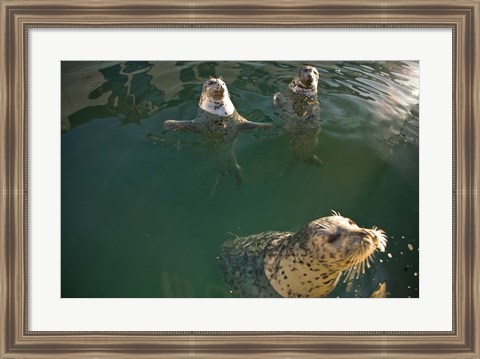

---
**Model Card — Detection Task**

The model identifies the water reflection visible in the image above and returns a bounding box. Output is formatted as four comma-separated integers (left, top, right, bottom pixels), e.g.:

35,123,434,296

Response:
62,61,164,132
61,60,420,148
388,103,419,145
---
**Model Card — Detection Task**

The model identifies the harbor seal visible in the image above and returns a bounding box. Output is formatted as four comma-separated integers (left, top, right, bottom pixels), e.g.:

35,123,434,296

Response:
273,65,322,171
164,78,272,194
218,212,387,298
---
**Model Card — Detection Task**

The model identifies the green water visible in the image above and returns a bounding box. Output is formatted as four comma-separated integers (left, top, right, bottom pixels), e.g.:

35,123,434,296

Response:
61,61,419,298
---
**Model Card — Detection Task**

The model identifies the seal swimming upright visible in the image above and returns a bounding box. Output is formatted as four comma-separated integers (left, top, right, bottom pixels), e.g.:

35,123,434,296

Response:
273,65,322,171
218,212,387,298
164,78,272,194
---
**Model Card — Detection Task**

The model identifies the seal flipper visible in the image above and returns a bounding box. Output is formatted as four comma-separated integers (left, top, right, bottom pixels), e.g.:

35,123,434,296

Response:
210,166,243,197
238,120,273,131
236,114,272,131
273,92,284,110
281,155,322,176
210,172,225,197
370,281,387,298
164,120,199,132
232,165,243,189
305,154,323,167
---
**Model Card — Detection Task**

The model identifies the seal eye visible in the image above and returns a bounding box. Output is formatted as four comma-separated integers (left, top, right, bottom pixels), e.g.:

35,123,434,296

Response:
327,232,341,243
348,219,357,226
208,80,216,85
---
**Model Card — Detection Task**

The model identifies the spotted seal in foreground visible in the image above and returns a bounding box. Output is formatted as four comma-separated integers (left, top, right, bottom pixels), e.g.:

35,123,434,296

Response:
273,65,322,171
164,78,272,194
218,212,387,298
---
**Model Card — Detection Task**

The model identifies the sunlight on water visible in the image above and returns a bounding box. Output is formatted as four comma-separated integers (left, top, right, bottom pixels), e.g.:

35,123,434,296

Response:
61,61,419,298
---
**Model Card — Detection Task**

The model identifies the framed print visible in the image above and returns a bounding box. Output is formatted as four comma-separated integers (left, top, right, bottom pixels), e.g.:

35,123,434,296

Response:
1,0,479,358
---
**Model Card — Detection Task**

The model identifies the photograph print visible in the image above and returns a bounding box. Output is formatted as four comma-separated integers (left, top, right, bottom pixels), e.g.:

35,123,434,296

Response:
61,60,419,298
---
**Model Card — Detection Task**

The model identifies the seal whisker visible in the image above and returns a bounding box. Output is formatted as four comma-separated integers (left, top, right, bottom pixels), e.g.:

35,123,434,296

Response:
344,252,361,282
366,253,374,267
352,259,360,279
343,265,354,283
360,259,366,277
343,258,354,282
351,262,358,280
316,222,330,230
331,210,342,217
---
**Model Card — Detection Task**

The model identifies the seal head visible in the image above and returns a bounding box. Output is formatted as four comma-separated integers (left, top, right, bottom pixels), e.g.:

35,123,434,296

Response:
288,65,320,96
218,212,387,298
264,213,387,297
198,77,235,116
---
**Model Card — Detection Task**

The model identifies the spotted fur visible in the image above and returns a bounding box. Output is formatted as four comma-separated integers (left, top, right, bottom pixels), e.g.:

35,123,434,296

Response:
219,213,387,298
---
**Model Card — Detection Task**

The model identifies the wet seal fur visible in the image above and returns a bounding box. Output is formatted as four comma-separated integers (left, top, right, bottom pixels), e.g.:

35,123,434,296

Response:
219,212,387,298
273,65,322,171
164,78,272,194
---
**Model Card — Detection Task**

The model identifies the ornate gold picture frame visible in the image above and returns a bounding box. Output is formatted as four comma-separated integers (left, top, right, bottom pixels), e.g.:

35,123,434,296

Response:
1,1,478,357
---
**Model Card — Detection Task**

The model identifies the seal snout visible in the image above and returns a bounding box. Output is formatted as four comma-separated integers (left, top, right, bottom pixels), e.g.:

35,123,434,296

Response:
204,78,227,99
356,228,387,254
371,227,388,252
